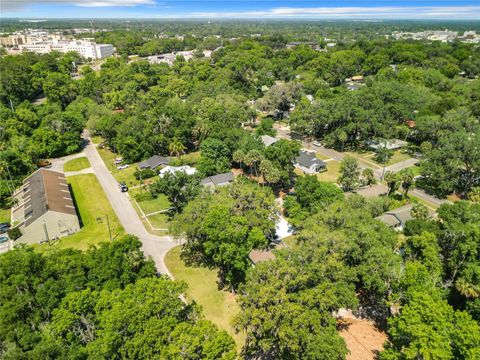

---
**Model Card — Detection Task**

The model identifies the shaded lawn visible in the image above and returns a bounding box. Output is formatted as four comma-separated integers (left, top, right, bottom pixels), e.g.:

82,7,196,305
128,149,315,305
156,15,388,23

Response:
63,157,91,172
135,194,171,215
165,246,245,349
37,174,124,252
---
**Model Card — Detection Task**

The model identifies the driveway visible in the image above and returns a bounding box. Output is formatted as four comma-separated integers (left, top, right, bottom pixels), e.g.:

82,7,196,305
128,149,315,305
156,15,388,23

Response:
82,134,176,275
49,152,86,172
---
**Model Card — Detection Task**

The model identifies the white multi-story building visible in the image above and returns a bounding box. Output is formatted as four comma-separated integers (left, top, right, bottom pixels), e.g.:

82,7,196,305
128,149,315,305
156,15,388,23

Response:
20,40,114,59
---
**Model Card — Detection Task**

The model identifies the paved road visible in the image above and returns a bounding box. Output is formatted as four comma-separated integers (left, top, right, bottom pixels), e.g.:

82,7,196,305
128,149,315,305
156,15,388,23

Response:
82,135,176,275
274,124,447,208
49,152,86,172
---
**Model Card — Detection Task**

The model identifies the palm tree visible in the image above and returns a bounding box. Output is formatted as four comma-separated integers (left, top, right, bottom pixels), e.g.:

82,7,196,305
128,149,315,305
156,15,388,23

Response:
168,138,186,158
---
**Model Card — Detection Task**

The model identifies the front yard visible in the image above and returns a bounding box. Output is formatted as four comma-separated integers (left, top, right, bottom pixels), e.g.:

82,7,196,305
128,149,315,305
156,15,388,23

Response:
97,147,140,187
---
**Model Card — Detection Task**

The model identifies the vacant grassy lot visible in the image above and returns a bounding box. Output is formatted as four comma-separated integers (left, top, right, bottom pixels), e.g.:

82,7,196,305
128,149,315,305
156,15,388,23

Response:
130,190,171,215
165,246,245,349
147,213,169,229
0,208,10,224
63,157,91,172
347,150,413,168
39,174,124,251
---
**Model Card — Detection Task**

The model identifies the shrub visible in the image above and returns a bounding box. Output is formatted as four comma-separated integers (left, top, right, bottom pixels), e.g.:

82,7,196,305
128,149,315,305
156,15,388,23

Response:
8,227,22,240
134,168,156,181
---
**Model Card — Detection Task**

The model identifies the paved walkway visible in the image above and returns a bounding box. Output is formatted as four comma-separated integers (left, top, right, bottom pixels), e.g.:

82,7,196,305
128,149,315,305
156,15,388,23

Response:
82,134,176,275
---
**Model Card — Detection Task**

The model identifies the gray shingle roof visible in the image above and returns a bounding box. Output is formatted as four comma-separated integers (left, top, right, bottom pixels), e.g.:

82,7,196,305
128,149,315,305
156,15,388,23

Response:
295,151,326,169
201,172,234,186
138,155,170,170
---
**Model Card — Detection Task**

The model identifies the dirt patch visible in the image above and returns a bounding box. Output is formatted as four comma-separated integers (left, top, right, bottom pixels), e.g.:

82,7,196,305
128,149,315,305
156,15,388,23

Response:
338,318,387,360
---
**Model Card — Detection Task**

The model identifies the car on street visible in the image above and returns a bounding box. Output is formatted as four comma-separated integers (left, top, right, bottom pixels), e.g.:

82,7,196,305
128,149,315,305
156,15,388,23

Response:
117,164,129,170
119,182,128,192
312,140,322,147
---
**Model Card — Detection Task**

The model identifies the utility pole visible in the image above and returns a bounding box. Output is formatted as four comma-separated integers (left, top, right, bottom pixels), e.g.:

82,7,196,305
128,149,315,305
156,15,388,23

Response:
106,214,112,241
43,221,50,245
9,98,14,112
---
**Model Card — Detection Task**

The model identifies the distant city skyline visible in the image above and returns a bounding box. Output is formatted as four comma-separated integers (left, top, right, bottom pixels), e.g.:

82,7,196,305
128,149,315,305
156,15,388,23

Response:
2,1,480,19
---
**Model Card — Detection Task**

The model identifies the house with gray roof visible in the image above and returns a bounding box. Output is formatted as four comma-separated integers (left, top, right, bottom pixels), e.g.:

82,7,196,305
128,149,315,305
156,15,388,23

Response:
138,155,170,170
295,150,326,174
201,172,234,187
11,169,80,244
375,204,434,231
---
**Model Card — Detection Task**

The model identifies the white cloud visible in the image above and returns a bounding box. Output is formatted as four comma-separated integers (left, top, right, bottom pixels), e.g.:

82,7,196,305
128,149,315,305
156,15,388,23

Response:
2,0,155,12
187,6,480,20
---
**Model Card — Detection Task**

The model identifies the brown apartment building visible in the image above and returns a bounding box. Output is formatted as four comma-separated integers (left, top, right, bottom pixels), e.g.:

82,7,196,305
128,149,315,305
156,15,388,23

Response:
11,169,80,244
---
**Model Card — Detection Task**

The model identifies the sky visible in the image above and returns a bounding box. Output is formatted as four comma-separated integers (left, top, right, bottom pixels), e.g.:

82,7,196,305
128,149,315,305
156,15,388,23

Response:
2,1,480,19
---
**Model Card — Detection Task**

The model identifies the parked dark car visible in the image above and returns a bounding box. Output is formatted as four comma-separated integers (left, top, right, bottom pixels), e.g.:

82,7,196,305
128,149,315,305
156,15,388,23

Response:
0,223,10,234
119,182,128,192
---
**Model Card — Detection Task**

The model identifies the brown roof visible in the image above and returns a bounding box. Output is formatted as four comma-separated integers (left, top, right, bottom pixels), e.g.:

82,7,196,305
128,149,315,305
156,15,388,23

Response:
248,249,276,264
22,169,77,226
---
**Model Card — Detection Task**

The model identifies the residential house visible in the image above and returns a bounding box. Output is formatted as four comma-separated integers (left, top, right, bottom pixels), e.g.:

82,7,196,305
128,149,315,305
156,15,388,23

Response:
295,150,326,174
159,165,197,177
260,135,279,147
138,155,170,170
11,169,80,244
375,204,434,231
201,172,234,187
367,139,407,151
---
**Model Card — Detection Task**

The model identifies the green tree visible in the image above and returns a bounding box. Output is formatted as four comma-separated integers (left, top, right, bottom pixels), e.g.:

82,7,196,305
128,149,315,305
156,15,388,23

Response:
168,137,186,158
384,171,400,196
337,155,361,192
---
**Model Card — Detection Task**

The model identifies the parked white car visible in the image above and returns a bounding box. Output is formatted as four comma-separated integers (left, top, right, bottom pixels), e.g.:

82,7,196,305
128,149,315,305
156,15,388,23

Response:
117,164,129,170
114,157,123,164
312,140,322,147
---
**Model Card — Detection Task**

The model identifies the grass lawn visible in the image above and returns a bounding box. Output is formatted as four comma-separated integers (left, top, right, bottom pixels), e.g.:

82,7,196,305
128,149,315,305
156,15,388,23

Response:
0,208,10,224
38,174,124,252
90,136,102,144
347,150,413,168
139,195,170,214
63,157,91,172
179,151,201,165
147,213,169,229
315,152,331,161
317,160,341,183
165,246,245,349
97,147,140,187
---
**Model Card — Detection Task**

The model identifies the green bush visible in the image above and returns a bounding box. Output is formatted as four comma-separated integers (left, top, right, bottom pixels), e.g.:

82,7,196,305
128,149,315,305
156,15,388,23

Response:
134,168,156,180
8,227,22,240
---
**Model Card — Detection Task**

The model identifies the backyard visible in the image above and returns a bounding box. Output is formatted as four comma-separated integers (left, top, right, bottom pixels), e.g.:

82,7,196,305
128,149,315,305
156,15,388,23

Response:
63,156,91,172
38,174,124,251
165,246,245,349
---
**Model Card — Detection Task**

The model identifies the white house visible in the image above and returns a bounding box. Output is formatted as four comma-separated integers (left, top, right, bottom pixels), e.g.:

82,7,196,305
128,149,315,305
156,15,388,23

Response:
159,165,197,177
295,150,326,174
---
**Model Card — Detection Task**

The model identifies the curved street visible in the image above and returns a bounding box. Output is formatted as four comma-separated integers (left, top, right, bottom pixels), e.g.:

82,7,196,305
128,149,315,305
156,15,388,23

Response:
82,133,177,276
